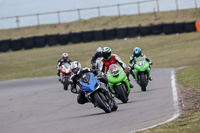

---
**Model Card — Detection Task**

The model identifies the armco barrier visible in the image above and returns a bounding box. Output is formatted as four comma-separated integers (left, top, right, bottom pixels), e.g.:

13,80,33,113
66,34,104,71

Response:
70,32,82,44
151,24,163,35
81,31,93,42
140,26,152,36
117,27,127,39
174,22,185,33
22,37,34,49
163,23,175,35
46,34,58,46
127,26,139,37
104,28,117,40
10,39,23,51
34,36,46,48
58,33,70,45
93,30,105,41
0,39,10,52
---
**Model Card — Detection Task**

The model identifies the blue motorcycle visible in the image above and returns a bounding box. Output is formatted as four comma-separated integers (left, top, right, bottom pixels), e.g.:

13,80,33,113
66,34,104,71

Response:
80,73,118,113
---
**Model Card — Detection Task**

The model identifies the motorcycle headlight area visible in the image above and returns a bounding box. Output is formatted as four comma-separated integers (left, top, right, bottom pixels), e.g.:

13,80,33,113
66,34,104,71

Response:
135,64,140,68
111,70,119,75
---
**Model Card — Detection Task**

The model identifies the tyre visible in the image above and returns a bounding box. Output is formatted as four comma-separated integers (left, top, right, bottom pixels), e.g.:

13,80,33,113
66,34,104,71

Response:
63,77,69,90
0,39,11,52
116,84,128,103
93,92,111,113
140,74,146,91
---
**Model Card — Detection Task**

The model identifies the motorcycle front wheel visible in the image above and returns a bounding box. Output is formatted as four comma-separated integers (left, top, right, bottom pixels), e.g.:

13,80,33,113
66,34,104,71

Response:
63,77,69,90
140,74,147,91
93,92,111,113
116,84,128,103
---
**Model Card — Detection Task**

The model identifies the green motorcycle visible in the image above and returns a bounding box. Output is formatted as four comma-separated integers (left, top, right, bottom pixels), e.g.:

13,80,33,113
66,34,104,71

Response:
107,64,131,103
131,56,152,91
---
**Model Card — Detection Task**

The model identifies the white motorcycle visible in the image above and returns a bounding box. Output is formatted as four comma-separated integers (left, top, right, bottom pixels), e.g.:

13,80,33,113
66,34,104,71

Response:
59,63,72,90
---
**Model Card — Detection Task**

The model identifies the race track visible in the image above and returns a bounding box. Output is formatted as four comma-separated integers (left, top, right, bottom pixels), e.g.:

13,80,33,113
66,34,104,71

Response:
0,68,180,133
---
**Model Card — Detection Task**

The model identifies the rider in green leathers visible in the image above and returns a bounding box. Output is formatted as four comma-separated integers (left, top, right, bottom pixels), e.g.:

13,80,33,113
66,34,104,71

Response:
128,47,153,81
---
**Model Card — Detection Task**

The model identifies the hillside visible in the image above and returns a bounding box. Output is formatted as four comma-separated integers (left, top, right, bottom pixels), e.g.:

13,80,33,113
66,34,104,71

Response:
0,8,200,40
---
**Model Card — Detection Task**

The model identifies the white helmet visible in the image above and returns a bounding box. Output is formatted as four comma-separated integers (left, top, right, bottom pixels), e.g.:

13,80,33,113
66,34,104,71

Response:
96,47,102,52
62,53,68,61
70,61,82,75
62,53,68,58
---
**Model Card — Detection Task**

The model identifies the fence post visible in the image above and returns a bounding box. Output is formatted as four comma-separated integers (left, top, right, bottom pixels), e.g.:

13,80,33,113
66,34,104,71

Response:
78,9,81,20
156,0,160,12
37,14,40,28
57,11,61,24
97,7,101,17
176,0,179,11
137,2,140,14
117,4,121,16
16,16,20,30
195,0,197,9
153,8,157,20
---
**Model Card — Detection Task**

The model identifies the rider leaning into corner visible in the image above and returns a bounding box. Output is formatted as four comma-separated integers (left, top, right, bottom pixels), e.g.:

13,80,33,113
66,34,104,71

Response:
98,47,134,88
128,47,153,81
56,53,72,81
91,47,103,69
70,61,108,104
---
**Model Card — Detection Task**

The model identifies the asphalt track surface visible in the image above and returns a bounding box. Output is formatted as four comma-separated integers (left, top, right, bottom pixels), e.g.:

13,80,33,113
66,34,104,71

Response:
0,68,180,133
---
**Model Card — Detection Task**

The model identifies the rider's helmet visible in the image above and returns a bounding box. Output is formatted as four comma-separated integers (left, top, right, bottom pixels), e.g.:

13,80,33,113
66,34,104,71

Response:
102,47,112,60
62,53,68,61
133,47,141,57
70,61,82,75
96,47,102,52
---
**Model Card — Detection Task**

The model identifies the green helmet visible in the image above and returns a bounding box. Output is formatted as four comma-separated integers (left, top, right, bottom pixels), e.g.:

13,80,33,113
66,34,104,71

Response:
102,47,112,60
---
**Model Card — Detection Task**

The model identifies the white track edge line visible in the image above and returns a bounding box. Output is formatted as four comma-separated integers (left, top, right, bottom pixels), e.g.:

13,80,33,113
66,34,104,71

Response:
130,69,181,133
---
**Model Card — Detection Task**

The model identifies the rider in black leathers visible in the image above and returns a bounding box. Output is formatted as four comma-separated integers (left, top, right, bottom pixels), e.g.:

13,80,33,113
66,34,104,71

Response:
70,61,108,104
56,53,72,77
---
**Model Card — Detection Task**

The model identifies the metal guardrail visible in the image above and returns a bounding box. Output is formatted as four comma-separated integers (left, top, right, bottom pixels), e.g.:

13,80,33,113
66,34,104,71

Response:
0,0,159,29
0,0,199,29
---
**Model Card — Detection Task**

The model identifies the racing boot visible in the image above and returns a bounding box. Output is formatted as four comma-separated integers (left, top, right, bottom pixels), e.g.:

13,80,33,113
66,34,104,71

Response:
149,76,153,81
129,82,134,88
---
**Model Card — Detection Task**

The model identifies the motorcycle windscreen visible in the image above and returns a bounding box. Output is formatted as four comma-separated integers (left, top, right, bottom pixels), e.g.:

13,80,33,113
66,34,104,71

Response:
80,73,99,93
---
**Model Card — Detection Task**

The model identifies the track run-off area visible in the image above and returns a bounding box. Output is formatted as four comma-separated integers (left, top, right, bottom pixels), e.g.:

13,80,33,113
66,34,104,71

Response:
0,68,181,133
